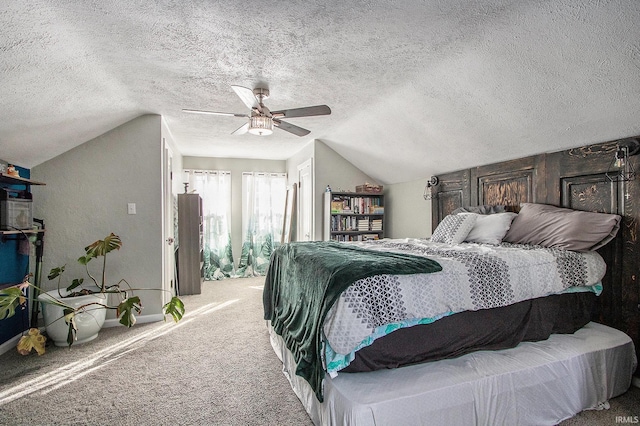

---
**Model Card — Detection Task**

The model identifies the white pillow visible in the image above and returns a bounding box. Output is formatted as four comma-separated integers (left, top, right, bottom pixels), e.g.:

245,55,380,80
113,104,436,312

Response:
431,214,477,244
464,212,518,245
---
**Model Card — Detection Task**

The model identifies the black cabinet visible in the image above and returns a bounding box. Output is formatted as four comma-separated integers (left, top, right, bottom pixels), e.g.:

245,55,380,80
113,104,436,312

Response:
177,194,203,295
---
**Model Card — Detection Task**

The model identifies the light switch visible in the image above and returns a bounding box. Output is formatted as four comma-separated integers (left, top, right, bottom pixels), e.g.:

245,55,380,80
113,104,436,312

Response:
127,203,136,215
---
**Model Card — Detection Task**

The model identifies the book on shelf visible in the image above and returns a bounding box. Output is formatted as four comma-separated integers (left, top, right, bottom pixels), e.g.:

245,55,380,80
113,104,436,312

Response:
332,215,361,232
331,194,383,214
331,233,381,242
330,201,344,213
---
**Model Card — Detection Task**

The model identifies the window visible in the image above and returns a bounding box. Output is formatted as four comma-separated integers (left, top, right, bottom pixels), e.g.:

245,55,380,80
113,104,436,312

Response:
183,170,235,280
237,172,287,277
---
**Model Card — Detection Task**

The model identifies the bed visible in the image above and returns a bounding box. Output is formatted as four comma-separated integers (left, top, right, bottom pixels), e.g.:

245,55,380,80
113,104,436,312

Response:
264,140,639,425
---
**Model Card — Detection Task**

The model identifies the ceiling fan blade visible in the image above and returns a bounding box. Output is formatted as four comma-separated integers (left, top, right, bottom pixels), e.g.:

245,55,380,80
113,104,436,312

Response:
271,105,331,119
182,109,248,118
231,122,249,135
231,85,261,112
273,119,310,137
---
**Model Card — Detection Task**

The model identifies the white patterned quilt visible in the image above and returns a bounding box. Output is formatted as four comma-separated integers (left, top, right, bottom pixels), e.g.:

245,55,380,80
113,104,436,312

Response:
322,238,606,372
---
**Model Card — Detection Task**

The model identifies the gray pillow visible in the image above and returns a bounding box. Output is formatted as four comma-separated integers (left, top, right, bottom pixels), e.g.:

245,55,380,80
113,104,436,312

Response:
463,212,518,245
503,203,621,252
431,214,477,244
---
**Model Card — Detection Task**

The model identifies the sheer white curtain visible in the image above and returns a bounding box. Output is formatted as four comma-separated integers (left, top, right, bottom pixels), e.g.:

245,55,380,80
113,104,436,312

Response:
236,172,287,277
183,170,235,280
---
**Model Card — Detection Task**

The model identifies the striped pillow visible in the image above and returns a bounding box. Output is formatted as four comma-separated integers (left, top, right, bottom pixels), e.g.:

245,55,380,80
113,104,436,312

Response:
431,214,477,244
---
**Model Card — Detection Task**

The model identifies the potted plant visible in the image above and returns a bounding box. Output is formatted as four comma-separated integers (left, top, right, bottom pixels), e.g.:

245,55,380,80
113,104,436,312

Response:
0,233,184,355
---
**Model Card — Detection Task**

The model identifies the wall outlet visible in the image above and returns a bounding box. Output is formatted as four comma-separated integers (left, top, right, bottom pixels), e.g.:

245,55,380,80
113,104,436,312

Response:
127,203,136,215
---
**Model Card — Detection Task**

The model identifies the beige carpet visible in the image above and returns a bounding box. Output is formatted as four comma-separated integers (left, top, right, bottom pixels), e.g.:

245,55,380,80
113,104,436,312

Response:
0,277,311,426
0,277,637,425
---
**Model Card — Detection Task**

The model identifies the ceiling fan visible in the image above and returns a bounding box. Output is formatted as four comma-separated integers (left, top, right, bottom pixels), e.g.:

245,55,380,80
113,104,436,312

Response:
183,85,331,137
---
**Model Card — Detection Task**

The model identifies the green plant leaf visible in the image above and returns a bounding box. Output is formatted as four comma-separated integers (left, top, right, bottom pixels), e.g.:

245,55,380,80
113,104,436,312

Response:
0,287,25,320
47,265,65,280
17,328,47,356
66,278,84,293
63,308,77,347
117,296,142,327
84,233,122,259
77,255,92,265
163,296,185,323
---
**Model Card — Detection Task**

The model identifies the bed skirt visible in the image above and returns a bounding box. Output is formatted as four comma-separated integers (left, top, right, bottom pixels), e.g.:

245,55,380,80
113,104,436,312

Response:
268,321,636,426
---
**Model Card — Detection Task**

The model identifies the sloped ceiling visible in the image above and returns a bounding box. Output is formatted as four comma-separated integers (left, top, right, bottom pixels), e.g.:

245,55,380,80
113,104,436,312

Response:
1,0,639,184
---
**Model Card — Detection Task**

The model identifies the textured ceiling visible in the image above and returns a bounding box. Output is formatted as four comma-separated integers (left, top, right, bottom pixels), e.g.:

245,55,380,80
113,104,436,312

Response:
1,0,640,184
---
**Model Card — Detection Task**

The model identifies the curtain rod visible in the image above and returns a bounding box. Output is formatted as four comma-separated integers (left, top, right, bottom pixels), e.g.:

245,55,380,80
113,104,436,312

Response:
184,169,231,175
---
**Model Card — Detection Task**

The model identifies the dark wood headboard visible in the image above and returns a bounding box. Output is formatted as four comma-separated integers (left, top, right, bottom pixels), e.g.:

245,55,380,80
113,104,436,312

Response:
431,137,639,368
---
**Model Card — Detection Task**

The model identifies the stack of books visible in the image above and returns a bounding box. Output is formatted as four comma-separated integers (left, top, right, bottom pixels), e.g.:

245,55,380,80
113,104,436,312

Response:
371,219,383,231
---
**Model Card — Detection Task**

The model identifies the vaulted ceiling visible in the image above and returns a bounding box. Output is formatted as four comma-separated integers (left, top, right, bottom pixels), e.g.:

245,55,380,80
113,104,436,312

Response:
1,1,639,184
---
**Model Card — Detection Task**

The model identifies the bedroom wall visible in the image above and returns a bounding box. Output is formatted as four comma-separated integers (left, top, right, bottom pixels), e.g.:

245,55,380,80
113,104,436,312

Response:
313,140,375,240
161,120,183,202
285,141,314,241
31,114,165,318
285,140,375,241
181,156,286,265
385,178,433,238
286,140,314,188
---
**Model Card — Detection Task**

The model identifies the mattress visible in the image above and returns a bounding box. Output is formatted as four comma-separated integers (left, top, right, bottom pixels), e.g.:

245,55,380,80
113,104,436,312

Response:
325,239,606,372
269,321,637,426
342,291,596,373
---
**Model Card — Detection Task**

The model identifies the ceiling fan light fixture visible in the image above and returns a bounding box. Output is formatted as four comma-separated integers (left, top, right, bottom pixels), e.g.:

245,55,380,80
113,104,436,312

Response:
248,116,273,136
183,85,330,137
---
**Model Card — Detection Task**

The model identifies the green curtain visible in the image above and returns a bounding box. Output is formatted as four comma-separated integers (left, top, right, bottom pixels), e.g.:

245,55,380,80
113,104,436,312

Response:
236,172,286,277
184,170,235,280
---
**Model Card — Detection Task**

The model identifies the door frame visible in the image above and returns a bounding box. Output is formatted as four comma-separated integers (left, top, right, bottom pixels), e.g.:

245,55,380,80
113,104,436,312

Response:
162,141,176,303
297,158,314,241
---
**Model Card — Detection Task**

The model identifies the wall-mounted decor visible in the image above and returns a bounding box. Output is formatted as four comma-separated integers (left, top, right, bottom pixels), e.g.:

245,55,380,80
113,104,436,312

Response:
422,176,439,200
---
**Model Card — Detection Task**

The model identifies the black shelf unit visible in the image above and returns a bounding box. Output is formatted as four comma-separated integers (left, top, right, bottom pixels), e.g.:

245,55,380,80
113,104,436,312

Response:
0,171,46,331
323,191,384,241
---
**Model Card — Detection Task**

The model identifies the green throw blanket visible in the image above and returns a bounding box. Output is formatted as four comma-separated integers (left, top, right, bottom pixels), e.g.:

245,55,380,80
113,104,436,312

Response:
263,241,442,402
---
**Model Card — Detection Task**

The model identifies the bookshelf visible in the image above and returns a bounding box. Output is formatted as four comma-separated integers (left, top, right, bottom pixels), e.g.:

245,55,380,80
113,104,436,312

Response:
323,191,384,241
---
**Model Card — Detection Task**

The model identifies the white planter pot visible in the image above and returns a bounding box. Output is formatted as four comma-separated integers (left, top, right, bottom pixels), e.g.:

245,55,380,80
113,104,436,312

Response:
38,288,107,347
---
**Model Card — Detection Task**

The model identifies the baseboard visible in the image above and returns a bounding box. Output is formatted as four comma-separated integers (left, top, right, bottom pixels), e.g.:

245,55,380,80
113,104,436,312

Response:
0,333,23,356
102,314,166,328
632,375,640,389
